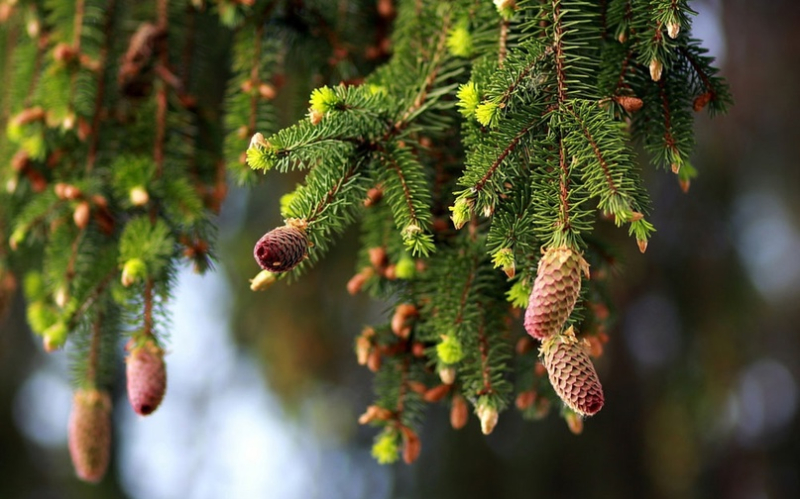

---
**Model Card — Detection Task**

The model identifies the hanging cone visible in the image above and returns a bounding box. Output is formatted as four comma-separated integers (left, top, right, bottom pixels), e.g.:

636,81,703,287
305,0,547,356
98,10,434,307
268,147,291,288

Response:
540,327,604,416
126,338,167,415
253,223,308,273
524,247,588,340
68,389,112,483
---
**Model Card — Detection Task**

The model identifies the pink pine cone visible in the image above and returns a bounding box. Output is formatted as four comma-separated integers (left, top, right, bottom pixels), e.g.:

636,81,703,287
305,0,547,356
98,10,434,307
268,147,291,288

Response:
68,388,112,483
126,339,167,416
524,247,589,339
253,225,308,273
540,327,604,416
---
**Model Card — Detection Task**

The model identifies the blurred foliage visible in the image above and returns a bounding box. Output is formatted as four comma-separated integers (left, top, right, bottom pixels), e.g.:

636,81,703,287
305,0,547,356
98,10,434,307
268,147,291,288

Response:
2,0,800,498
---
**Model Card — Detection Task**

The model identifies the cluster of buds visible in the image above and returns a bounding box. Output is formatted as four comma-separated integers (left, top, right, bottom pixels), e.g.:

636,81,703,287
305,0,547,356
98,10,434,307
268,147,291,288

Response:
54,183,114,233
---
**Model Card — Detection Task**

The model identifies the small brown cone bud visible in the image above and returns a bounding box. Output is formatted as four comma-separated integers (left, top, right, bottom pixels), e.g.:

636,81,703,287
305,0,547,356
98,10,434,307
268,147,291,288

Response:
364,187,383,207
671,162,681,174
637,238,648,254
423,384,451,403
126,339,167,415
347,267,373,295
358,405,392,424
400,427,421,464
614,95,643,113
679,178,691,193
367,349,382,372
411,342,426,357
355,335,371,365
68,389,111,483
515,336,533,355
524,247,589,340
693,92,712,112
258,83,276,100
450,394,468,430
368,247,388,269
540,327,604,416
649,59,663,81
391,303,417,336
253,225,308,273
73,201,91,229
408,381,427,395
515,390,537,410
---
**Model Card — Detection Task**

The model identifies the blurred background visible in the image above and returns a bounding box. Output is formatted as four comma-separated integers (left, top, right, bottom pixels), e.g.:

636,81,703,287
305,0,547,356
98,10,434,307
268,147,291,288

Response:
2,0,800,497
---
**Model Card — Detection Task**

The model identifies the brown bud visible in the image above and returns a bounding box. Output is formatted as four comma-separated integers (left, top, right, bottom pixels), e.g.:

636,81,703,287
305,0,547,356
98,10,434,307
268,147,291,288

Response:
68,389,111,483
347,267,373,295
515,336,533,355
671,162,681,174
515,390,537,410
355,335,371,365
637,238,648,254
73,201,91,229
679,178,691,193
240,80,254,93
407,381,428,395
363,187,383,207
377,0,395,18
11,151,30,172
367,349,382,372
77,117,92,141
126,339,167,415
614,95,643,113
258,83,276,100
368,247,388,269
53,43,77,62
63,184,82,200
423,383,451,403
693,92,713,112
450,394,468,430
391,303,417,336
358,405,392,424
12,107,46,126
400,427,421,464
384,264,397,281
411,342,426,357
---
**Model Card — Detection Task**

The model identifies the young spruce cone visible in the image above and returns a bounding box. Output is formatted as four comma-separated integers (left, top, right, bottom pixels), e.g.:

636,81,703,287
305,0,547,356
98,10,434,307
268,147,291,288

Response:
126,338,167,415
253,223,308,273
68,389,112,483
524,247,589,339
540,327,604,416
